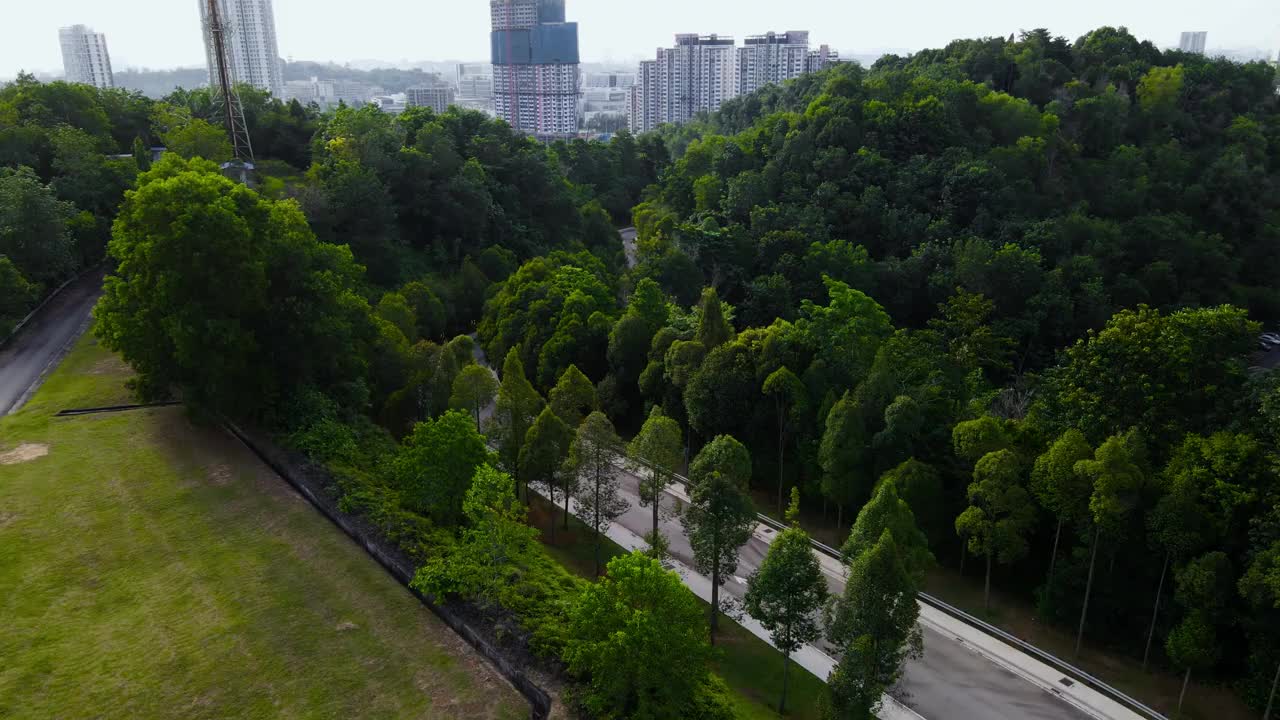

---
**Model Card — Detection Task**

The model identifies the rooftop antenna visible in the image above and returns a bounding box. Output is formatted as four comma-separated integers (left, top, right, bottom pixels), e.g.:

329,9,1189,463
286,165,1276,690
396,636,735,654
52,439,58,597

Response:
203,0,254,181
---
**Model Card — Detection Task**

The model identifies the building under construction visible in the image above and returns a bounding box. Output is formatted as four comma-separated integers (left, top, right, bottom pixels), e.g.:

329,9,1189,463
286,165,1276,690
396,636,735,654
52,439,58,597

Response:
489,0,581,138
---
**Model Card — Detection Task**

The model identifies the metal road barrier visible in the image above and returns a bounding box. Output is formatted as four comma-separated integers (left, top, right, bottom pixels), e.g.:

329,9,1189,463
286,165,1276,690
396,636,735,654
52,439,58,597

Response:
618,451,1169,720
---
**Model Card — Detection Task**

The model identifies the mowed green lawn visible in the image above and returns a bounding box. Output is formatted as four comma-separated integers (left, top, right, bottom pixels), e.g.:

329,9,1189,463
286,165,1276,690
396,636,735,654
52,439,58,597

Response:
0,334,527,720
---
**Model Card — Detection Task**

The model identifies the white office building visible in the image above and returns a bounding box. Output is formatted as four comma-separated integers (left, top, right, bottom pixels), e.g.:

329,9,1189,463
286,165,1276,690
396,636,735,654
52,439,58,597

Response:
59,25,114,89
737,31,810,96
199,0,284,97
1179,31,1208,55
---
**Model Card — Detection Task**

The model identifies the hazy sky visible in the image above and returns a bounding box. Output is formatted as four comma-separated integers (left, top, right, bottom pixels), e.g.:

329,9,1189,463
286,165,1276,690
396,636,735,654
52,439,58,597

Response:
5,0,1278,77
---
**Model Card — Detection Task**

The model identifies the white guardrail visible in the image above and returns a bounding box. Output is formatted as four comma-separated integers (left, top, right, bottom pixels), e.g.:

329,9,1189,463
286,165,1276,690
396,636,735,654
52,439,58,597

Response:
617,453,1170,720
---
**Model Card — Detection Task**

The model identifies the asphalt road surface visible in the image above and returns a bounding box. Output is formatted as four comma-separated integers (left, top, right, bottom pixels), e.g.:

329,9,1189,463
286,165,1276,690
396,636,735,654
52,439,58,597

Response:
0,271,103,416
600,465,1091,720
619,227,637,269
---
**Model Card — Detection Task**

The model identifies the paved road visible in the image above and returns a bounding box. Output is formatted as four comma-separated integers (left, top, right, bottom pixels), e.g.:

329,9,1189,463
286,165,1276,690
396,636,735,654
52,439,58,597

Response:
619,227,637,269
0,271,104,416
596,465,1091,720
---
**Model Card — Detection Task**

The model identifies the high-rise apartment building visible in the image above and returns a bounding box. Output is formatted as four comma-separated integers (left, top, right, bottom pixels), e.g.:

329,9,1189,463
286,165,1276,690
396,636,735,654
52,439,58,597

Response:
737,31,809,96
656,34,737,127
629,60,659,134
199,0,284,97
59,25,114,89
806,44,840,74
490,0,580,137
1179,31,1208,55
630,31,836,133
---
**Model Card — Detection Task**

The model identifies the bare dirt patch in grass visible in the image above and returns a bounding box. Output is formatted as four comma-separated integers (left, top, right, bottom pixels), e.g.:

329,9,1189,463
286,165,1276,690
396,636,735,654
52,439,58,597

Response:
0,443,49,465
206,463,232,486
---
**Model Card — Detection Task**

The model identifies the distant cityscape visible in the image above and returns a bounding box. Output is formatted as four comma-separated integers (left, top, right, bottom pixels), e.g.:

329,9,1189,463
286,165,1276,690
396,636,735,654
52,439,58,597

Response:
43,1,1280,139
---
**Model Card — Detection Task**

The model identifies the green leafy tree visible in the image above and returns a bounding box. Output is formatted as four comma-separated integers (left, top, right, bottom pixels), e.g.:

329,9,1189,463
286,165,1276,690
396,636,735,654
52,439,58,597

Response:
629,406,684,555
1072,430,1148,656
375,292,417,341
400,281,447,340
955,449,1037,611
411,464,538,603
763,366,807,514
494,348,545,497
951,416,1010,464
388,410,492,524
566,411,628,575
842,479,934,584
519,406,573,537
1043,306,1257,449
131,136,151,171
684,338,757,440
744,489,828,714
94,155,372,417
0,256,35,336
797,277,894,388
824,529,923,720
683,434,756,644
1239,541,1280,719
820,391,872,528
549,363,599,428
0,166,76,286
878,460,945,544
1166,611,1219,715
696,286,734,350
160,117,233,163
449,364,498,430
1030,429,1094,588
564,552,715,720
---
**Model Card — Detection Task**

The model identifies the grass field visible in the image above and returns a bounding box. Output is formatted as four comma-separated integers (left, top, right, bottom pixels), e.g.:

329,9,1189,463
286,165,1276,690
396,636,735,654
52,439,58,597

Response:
527,493,829,719
0,334,527,720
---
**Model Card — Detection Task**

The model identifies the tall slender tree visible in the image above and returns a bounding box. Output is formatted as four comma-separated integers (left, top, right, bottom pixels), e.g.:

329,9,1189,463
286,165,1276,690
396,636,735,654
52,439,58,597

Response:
683,434,756,644
696,286,734,351
1030,429,1093,590
842,478,934,585
629,406,684,556
820,391,872,529
955,449,1036,612
549,363,599,428
566,411,628,576
763,366,806,514
494,348,544,499
450,364,497,431
745,489,828,715
825,529,923,719
520,406,572,537
1072,430,1147,657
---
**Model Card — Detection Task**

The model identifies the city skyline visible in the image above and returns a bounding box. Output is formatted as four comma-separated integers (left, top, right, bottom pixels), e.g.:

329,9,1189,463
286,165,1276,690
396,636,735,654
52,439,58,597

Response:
4,0,1279,79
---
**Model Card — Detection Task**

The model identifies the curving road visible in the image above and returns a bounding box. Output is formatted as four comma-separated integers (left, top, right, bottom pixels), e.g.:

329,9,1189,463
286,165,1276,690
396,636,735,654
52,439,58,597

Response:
0,271,103,416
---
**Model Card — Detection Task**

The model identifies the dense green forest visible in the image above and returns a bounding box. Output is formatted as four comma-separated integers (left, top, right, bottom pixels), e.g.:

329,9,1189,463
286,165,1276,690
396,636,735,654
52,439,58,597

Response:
6,23,1280,720
609,27,1280,714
